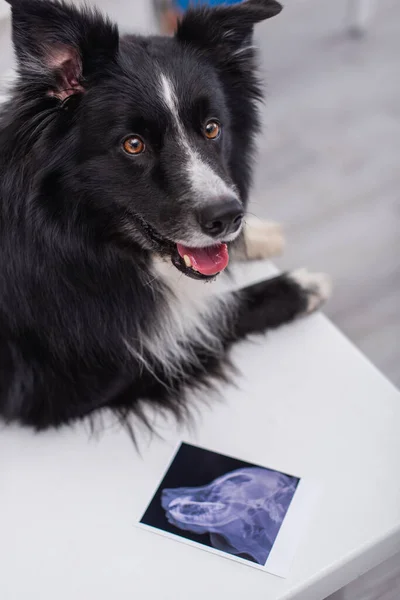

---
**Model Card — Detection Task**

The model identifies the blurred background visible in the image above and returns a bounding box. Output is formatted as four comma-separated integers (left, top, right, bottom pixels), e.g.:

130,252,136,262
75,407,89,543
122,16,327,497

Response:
0,0,398,390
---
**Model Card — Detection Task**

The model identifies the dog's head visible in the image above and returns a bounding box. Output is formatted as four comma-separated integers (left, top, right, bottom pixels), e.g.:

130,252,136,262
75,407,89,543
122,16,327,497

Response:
5,0,282,280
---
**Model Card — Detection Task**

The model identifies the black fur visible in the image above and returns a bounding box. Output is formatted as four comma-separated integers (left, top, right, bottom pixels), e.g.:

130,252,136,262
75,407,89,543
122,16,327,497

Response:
0,0,313,431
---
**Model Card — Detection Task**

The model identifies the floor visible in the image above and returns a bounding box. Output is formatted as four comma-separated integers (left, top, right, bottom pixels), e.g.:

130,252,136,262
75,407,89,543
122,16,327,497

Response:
251,0,400,388
327,551,400,600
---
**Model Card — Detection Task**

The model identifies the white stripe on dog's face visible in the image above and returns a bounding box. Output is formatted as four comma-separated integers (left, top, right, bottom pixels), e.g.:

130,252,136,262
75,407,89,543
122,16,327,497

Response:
160,74,235,203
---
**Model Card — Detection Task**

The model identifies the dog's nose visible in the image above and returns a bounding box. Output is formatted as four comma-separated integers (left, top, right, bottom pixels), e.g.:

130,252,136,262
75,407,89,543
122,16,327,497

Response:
198,197,244,238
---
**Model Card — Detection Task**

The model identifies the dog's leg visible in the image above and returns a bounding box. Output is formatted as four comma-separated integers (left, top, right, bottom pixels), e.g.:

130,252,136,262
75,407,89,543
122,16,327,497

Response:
233,216,286,261
99,269,331,428
232,268,332,339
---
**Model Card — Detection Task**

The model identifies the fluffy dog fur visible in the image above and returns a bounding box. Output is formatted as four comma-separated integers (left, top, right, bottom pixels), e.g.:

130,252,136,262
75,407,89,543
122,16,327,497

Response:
0,0,330,431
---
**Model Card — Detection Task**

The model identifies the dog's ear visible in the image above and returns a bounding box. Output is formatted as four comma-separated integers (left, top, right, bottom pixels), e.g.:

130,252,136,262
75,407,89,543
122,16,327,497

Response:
176,0,282,56
6,0,119,100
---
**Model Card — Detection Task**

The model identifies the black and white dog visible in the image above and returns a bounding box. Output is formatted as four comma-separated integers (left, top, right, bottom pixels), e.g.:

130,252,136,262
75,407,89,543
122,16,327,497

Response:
0,0,330,430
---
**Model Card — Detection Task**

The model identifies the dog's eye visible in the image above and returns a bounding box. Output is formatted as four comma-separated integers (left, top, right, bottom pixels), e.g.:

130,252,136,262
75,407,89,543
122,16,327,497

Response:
123,136,145,155
204,120,221,140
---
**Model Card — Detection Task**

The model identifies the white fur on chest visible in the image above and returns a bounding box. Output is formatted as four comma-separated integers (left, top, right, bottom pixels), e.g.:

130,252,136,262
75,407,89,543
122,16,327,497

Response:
126,258,234,378
154,257,231,317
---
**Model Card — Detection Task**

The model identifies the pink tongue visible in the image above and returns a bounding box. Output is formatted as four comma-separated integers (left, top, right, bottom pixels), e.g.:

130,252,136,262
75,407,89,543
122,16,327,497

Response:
177,243,229,276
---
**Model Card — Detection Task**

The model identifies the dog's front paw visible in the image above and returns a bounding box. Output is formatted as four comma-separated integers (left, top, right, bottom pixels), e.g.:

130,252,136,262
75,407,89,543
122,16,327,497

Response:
289,268,332,314
243,217,286,260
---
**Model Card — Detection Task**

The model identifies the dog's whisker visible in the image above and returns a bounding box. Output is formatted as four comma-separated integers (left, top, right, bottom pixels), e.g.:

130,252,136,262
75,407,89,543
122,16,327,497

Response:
143,274,160,288
245,212,264,221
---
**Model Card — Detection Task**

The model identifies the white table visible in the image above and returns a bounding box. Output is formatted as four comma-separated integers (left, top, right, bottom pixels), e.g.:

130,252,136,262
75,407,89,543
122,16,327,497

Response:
1,261,399,600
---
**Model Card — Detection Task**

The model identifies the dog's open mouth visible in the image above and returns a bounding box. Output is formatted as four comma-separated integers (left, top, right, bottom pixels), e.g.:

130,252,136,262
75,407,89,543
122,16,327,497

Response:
171,241,229,281
134,215,229,280
175,243,229,277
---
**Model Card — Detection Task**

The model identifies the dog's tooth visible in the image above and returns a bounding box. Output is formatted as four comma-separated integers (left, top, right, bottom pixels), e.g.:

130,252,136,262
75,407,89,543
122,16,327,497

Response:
183,255,192,268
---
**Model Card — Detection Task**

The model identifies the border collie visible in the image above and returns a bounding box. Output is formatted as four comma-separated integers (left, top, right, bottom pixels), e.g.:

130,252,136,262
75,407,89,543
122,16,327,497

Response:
0,0,331,431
